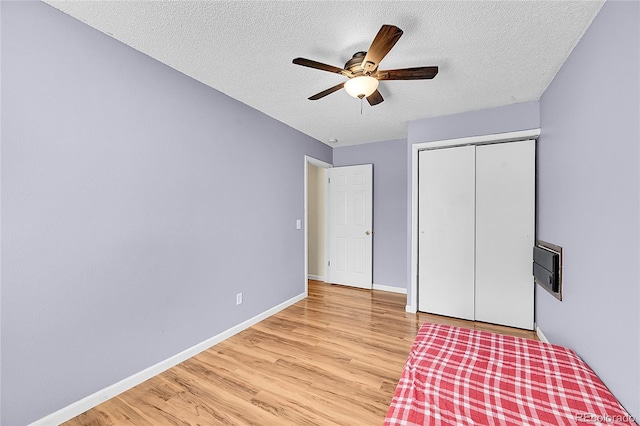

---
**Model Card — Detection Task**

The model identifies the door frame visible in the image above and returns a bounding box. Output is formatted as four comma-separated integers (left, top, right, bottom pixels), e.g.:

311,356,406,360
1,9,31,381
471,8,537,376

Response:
304,155,332,295
408,129,540,313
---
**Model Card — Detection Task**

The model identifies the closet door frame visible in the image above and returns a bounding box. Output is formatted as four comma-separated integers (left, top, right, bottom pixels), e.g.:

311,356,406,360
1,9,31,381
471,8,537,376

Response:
407,129,540,314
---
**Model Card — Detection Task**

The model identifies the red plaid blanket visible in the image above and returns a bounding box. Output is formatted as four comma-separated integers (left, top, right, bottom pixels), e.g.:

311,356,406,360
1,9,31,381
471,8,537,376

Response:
385,323,636,425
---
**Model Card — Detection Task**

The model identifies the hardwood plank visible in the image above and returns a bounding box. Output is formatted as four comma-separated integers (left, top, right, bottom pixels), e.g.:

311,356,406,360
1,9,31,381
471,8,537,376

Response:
63,280,537,425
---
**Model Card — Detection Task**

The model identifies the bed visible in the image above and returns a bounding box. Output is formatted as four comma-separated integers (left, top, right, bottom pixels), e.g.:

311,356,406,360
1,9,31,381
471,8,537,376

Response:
385,323,636,425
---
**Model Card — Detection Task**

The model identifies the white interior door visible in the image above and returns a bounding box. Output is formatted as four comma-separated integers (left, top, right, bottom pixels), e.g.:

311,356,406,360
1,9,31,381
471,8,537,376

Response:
328,165,373,289
475,140,535,329
418,146,475,320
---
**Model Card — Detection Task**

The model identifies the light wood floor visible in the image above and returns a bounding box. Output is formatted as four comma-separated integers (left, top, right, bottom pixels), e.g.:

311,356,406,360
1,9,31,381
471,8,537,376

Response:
64,280,537,426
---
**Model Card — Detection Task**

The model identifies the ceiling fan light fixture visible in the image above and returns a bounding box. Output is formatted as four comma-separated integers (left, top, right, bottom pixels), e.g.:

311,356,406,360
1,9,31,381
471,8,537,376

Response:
344,76,379,99
293,25,438,106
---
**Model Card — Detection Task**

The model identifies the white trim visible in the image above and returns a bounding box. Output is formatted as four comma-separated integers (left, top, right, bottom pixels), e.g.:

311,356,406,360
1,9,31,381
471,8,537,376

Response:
414,129,541,151
406,304,417,313
409,129,541,313
30,292,306,426
373,283,407,294
536,326,550,343
307,274,325,282
323,166,331,283
304,155,332,297
306,156,333,169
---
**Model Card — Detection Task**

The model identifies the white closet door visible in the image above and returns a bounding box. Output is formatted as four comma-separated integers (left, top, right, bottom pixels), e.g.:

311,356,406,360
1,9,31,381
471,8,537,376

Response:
475,140,535,329
418,146,475,320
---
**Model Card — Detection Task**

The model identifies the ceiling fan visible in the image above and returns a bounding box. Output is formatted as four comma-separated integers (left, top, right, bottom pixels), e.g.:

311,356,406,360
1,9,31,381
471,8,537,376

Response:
293,25,438,106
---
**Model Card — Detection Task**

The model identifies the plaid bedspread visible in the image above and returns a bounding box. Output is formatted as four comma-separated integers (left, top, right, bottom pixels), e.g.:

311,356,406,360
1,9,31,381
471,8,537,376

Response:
385,323,636,425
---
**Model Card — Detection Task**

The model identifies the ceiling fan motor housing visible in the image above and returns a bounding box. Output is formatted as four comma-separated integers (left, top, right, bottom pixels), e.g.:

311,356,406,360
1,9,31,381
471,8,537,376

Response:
346,52,370,76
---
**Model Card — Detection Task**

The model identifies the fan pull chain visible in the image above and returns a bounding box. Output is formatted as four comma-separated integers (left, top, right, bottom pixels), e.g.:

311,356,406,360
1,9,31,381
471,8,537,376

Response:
360,97,363,115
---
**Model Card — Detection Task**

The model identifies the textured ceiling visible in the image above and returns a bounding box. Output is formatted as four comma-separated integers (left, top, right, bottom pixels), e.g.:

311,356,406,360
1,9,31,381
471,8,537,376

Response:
44,1,604,147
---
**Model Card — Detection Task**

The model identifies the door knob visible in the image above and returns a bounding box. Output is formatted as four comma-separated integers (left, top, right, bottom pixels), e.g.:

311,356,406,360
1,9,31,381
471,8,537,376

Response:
366,230,372,235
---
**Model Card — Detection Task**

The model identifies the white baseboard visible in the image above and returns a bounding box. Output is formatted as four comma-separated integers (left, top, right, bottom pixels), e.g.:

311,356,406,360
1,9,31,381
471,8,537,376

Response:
405,304,418,313
536,325,550,343
30,292,307,426
307,274,325,281
372,283,407,294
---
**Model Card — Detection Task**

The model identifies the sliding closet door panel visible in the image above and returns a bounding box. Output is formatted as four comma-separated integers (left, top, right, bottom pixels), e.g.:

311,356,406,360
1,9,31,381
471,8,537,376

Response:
418,146,475,320
475,140,535,329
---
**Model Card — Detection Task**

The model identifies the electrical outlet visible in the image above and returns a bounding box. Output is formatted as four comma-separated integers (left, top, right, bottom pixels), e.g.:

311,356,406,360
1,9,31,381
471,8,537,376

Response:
236,293,243,305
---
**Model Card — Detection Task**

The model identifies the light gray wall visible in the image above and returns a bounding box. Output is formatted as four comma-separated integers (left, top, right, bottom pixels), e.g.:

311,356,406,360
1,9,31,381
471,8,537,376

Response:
334,139,407,290
538,0,639,417
407,101,540,145
0,2,331,424
406,102,540,303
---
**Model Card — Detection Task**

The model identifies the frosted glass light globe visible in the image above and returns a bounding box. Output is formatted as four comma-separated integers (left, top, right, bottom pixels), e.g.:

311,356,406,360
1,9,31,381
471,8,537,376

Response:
344,76,379,99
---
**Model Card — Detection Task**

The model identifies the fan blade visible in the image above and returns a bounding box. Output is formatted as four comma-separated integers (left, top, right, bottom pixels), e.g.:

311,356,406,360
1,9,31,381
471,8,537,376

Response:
376,66,439,80
362,25,403,73
366,90,384,106
308,82,345,100
293,58,353,77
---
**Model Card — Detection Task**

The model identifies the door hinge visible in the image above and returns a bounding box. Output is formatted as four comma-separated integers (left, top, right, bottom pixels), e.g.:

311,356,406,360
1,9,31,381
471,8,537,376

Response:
328,260,331,266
